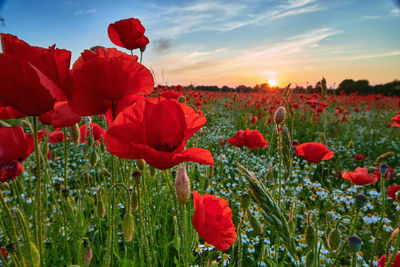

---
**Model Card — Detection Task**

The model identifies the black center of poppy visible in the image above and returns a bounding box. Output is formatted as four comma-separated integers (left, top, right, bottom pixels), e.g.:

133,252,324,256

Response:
153,142,177,152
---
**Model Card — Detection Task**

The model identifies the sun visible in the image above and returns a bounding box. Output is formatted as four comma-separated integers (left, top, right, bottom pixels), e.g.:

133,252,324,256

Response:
268,79,277,87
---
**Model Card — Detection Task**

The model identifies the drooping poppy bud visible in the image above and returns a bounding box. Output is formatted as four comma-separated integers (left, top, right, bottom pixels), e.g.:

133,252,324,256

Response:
122,212,135,242
175,165,190,204
83,246,93,266
274,106,286,125
327,229,341,251
68,124,80,146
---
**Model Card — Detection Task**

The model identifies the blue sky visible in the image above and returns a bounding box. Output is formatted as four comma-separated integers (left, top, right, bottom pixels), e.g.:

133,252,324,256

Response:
1,0,400,87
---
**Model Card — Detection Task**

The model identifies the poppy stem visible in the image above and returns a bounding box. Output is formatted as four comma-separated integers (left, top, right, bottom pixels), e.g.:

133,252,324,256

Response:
370,174,386,265
140,51,143,64
32,116,43,265
63,127,69,187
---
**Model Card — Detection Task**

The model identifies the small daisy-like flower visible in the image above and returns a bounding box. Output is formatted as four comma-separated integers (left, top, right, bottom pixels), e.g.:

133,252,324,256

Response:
248,244,255,253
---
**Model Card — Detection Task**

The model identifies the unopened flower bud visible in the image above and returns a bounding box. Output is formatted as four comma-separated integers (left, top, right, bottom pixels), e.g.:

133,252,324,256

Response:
347,141,354,149
83,247,93,266
68,124,80,146
391,228,399,242
175,165,191,204
89,150,98,167
122,212,135,242
96,192,106,219
305,223,316,249
274,106,286,125
210,260,219,267
348,235,363,252
136,159,146,170
241,193,251,210
327,228,341,251
140,45,147,53
132,171,142,185
354,193,367,209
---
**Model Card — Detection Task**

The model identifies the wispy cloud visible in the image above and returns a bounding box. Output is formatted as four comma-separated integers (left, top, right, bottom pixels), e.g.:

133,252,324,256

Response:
145,0,323,38
335,50,400,61
73,8,96,16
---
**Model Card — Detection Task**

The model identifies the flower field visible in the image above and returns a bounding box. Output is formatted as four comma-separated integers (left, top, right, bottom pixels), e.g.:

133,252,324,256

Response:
1,18,400,267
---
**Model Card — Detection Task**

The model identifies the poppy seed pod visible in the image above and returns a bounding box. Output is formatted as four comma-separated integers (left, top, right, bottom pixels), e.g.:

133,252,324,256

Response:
175,165,191,204
348,235,363,252
354,193,368,209
274,106,286,125
248,213,263,235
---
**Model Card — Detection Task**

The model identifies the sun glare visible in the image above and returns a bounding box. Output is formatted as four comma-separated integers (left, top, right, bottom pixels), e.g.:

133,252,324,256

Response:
268,79,277,87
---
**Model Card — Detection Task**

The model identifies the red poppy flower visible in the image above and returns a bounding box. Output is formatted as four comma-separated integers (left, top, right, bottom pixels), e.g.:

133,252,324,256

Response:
105,97,214,170
250,116,258,124
391,114,400,127
108,18,149,51
80,122,106,144
48,130,65,144
353,154,366,161
0,54,56,116
227,128,268,149
294,142,333,163
192,191,236,251
378,253,400,267
69,47,154,116
0,249,6,260
373,166,395,179
160,90,183,100
342,167,379,185
0,34,80,125
387,185,400,201
0,126,46,182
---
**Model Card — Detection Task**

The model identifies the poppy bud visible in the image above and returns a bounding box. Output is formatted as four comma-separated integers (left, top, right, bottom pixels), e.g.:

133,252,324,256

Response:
83,247,93,266
248,213,263,235
51,150,57,162
354,193,367,209
96,192,106,219
348,235,362,252
68,124,80,146
175,165,191,204
305,224,316,249
327,228,341,251
136,159,146,170
122,212,135,242
210,261,219,267
240,193,251,210
274,106,286,125
149,166,156,177
391,228,399,242
130,190,138,212
89,150,98,167
23,241,40,267
305,250,315,267
140,45,147,53
1,182,10,189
